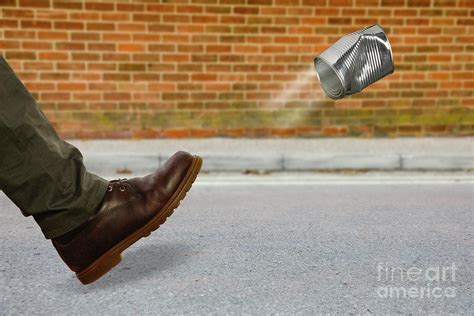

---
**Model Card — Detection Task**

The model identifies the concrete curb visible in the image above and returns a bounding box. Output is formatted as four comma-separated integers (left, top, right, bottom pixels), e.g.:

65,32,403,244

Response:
81,152,474,174
70,138,474,173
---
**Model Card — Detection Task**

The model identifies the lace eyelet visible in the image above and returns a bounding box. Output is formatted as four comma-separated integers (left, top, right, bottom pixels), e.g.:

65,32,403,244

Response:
119,186,126,192
107,186,113,192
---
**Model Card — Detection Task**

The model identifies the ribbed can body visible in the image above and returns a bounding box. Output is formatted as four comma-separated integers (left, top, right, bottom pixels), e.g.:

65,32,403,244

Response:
314,24,394,100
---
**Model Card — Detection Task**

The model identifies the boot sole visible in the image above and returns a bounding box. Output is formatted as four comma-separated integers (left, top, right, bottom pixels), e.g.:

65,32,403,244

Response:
76,155,203,285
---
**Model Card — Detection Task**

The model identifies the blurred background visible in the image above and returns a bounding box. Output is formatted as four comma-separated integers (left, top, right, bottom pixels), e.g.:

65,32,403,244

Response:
0,0,472,139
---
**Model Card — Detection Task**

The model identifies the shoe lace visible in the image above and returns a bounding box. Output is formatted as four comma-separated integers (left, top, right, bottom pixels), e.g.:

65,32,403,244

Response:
108,178,128,192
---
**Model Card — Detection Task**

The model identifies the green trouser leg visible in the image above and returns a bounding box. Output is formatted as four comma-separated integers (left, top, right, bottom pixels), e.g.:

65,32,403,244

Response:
0,56,109,239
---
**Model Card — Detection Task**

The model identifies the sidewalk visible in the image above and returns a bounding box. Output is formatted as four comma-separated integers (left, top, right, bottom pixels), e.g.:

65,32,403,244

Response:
68,137,474,174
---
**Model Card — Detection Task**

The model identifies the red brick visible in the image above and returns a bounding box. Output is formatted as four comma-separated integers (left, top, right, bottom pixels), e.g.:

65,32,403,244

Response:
117,3,145,12
118,43,145,52
234,7,259,14
58,82,86,90
87,22,115,31
163,34,189,43
149,83,176,91
381,0,405,5
73,93,101,101
220,128,246,137
19,0,50,8
21,20,51,29
89,82,117,91
71,52,100,61
102,53,130,62
2,1,471,139
206,6,231,14
6,51,36,60
206,45,231,53
38,31,68,40
192,73,217,81
0,40,20,49
132,129,161,139
133,13,160,22
118,23,146,32
162,92,189,101
56,42,85,50
40,72,69,80
3,9,34,18
5,30,36,40
103,33,131,42
88,43,115,51
104,92,131,101
271,128,297,137
41,92,70,101
161,129,190,138
70,12,99,20
0,0,16,6
102,12,130,22
54,21,84,30
39,52,68,60
85,2,114,11
147,4,174,13
32,10,68,20
323,126,348,136
163,14,190,23
24,82,55,90
71,32,100,41
53,1,83,10
189,129,218,137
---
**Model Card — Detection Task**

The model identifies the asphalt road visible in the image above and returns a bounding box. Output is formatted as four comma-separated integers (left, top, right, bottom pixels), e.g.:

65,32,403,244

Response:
1,173,473,314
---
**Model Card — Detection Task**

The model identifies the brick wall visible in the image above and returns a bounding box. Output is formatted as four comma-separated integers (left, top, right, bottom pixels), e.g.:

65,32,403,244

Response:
0,0,473,138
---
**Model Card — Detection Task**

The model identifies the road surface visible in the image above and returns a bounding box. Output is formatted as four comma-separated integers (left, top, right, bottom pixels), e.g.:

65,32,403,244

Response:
1,173,473,314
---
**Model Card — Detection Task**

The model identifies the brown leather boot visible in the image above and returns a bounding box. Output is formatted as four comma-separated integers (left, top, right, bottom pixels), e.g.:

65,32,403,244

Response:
51,151,202,284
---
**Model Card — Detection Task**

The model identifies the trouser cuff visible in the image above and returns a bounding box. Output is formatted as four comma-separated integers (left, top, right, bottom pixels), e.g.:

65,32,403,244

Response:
40,177,109,239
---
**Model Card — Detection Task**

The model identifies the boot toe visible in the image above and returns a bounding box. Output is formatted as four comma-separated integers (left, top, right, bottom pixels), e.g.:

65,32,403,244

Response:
155,151,195,198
